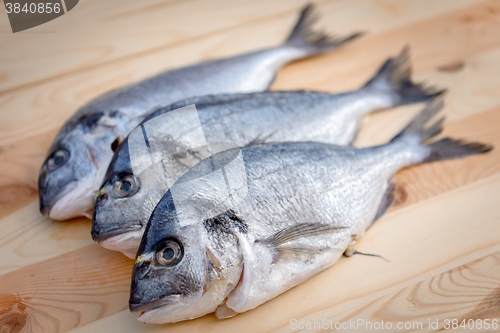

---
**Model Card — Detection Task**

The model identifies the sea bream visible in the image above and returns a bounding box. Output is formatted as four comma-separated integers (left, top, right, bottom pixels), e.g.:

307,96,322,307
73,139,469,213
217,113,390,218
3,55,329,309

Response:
128,98,492,323
91,47,443,258
38,4,362,220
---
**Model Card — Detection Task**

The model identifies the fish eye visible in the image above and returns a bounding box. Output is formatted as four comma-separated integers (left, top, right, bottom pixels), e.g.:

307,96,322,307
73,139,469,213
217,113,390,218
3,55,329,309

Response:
47,149,69,171
155,239,183,266
113,174,139,198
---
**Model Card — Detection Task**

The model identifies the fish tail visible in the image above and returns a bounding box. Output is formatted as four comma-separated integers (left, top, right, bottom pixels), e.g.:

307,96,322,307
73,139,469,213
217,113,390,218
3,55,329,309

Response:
391,97,493,162
284,4,363,56
363,46,445,105
424,138,493,162
391,97,446,143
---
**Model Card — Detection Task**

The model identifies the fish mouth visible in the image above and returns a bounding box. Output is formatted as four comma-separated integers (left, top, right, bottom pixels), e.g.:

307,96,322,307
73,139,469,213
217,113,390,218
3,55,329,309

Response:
39,181,77,218
95,228,144,258
43,180,96,220
91,225,142,242
130,294,181,313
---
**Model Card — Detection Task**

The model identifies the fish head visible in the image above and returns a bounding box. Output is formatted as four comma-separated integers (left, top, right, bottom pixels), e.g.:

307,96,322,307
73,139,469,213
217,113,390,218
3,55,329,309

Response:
39,110,126,221
129,190,243,324
91,137,157,257
92,128,216,257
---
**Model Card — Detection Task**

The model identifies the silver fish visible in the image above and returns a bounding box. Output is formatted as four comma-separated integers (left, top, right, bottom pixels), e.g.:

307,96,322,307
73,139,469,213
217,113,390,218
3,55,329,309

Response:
38,4,362,220
128,98,492,323
91,47,443,258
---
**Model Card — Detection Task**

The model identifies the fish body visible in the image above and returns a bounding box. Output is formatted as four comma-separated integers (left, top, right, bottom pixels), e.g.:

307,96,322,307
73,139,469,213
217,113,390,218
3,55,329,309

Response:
39,4,361,220
92,47,442,257
129,99,492,323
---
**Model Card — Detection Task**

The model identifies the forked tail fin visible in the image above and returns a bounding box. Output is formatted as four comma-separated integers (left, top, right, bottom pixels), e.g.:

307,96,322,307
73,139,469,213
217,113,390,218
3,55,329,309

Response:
391,97,493,161
284,4,363,56
363,46,445,105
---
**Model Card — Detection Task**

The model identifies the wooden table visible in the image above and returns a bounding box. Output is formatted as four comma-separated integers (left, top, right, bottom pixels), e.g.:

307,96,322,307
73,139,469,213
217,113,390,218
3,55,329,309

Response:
0,0,499,332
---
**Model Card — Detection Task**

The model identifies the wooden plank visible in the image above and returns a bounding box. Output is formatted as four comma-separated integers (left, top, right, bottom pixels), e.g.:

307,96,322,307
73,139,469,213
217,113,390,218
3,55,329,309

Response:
416,47,500,122
64,173,500,333
0,0,480,94
0,0,309,93
0,201,92,275
0,244,132,333
0,184,37,220
273,0,500,92
273,251,500,332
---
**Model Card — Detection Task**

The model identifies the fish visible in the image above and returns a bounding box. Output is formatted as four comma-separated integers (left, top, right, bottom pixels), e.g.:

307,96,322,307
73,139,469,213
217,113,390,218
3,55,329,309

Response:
91,46,443,258
38,4,362,221
128,98,492,323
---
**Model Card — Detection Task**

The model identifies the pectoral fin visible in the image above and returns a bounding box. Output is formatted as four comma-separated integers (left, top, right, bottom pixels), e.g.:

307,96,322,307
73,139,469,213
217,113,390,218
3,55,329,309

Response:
258,223,346,263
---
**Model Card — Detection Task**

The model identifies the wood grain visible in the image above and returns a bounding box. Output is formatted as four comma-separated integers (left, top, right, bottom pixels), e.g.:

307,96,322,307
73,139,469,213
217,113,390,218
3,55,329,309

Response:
0,0,481,93
273,0,500,91
0,0,310,93
0,201,92,275
0,245,132,333
0,184,37,219
275,252,500,333
0,0,499,332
